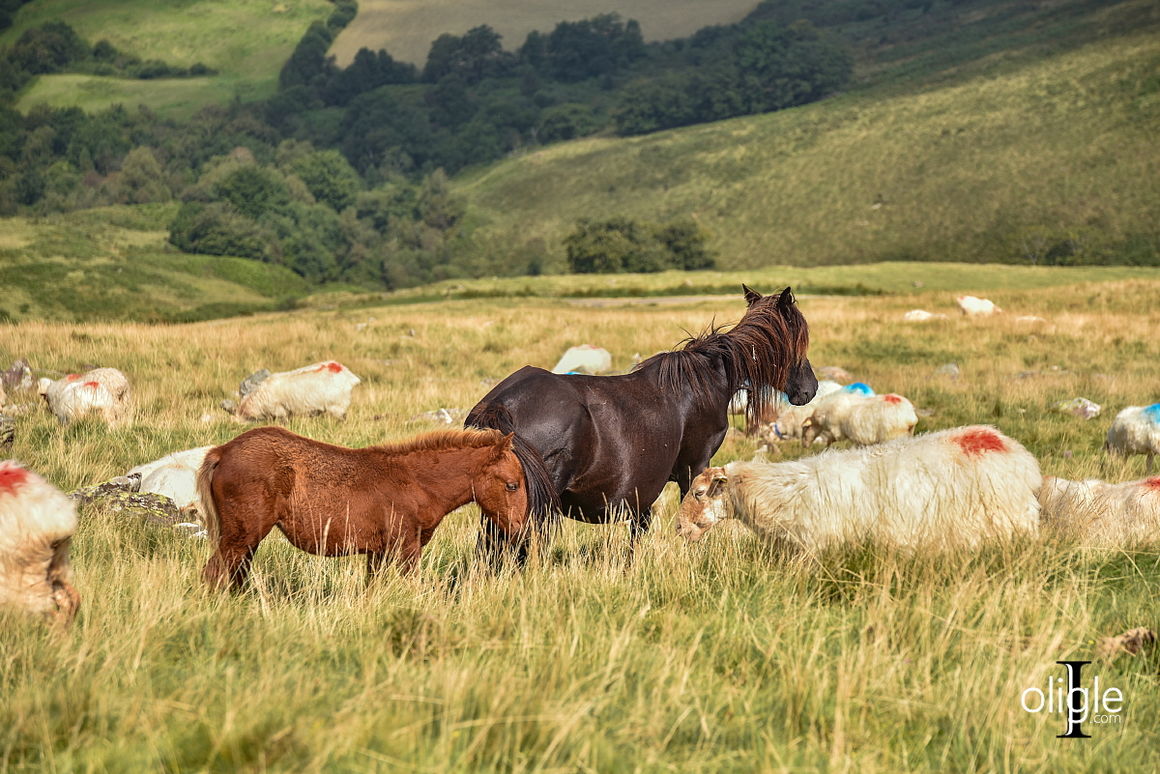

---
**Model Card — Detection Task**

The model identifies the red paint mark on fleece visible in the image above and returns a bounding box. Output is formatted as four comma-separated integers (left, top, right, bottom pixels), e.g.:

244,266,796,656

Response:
0,464,30,495
953,428,1007,456
1144,478,1160,493
317,362,343,373
883,394,903,404
82,381,100,389
65,374,80,381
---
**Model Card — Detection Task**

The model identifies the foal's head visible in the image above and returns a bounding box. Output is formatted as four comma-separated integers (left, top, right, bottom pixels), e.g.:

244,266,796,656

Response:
473,433,529,537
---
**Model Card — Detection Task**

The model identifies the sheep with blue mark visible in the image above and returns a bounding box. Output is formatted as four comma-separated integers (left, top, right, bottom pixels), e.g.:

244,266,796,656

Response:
1106,403,1160,475
765,381,868,442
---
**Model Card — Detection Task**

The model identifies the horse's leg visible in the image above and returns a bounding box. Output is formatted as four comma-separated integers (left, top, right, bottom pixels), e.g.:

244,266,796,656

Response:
626,506,653,568
204,493,277,592
476,514,513,570
366,552,386,584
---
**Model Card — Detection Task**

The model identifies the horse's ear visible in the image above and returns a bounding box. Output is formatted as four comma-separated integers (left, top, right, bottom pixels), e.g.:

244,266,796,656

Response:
778,286,796,309
742,284,762,306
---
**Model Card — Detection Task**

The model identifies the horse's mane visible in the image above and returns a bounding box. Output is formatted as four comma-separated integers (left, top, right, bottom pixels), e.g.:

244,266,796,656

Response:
373,427,507,458
635,289,810,424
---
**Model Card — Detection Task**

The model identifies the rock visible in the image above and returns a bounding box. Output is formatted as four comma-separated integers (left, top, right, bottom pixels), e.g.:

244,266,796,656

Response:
1,359,32,392
68,478,188,527
239,368,271,397
220,398,238,414
1050,397,1101,420
409,407,466,425
0,414,13,452
816,366,853,382
935,363,961,379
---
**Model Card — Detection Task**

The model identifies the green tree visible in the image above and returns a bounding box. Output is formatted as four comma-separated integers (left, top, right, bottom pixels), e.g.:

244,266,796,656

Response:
116,146,171,204
289,149,361,211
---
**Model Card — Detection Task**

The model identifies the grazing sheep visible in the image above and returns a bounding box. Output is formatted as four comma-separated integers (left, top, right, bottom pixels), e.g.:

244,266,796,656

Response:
903,309,948,322
1105,404,1160,474
0,461,80,622
1039,475,1160,546
802,392,916,447
676,425,1041,551
955,295,1002,317
126,446,214,519
763,380,845,441
551,345,613,375
37,367,131,425
235,361,361,421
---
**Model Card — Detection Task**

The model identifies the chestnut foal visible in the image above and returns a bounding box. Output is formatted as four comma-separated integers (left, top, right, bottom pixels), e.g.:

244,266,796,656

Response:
198,426,528,590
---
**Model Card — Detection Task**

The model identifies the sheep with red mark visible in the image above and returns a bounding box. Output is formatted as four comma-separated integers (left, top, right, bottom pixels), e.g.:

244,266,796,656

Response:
676,425,1040,552
0,461,80,623
235,361,361,421
37,367,131,425
1039,475,1160,546
762,380,850,441
1105,404,1160,475
801,392,917,447
126,446,214,519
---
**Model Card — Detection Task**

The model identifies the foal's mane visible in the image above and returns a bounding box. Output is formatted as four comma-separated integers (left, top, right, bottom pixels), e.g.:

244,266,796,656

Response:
635,289,809,420
373,428,507,458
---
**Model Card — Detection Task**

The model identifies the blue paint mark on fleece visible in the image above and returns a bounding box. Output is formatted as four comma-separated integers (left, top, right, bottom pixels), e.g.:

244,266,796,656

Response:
1144,403,1160,422
843,382,875,396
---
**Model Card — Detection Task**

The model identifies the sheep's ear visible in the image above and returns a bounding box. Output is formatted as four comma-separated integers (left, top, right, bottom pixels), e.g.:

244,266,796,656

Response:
742,284,762,306
706,469,728,498
778,286,796,309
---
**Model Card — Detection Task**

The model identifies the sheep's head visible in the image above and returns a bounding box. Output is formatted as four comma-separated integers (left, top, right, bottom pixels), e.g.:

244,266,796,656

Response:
676,467,730,542
801,416,821,447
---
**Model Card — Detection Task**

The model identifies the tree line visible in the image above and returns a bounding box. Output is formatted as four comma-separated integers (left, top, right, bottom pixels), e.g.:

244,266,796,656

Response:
0,2,854,288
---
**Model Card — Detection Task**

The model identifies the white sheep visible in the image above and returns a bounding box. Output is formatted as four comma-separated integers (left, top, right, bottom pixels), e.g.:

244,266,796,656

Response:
763,380,845,441
126,446,213,518
1105,404,1160,475
676,425,1041,552
0,461,80,622
38,367,131,425
955,295,1002,317
903,309,948,322
1039,475,1160,546
552,345,612,375
235,361,361,421
802,392,917,447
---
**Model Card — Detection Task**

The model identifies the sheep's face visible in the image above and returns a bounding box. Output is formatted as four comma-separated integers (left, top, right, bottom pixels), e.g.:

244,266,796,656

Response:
676,468,730,542
801,416,821,447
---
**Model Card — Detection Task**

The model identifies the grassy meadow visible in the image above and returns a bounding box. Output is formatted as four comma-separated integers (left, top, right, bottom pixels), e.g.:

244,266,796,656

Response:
1,274,1158,771
3,0,332,117
455,27,1160,272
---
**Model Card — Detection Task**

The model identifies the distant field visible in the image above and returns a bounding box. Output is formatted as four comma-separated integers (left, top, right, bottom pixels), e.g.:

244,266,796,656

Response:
454,31,1160,272
329,0,760,66
3,0,331,116
1,280,1157,771
0,205,309,323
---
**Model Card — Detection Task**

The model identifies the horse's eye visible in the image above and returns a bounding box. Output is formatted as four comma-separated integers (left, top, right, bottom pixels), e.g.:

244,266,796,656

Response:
505,482,519,492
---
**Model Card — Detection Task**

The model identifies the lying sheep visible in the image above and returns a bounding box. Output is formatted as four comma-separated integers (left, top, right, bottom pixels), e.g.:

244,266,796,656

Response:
0,461,80,622
552,345,613,375
1039,476,1160,546
1105,404,1160,475
956,295,1002,317
903,309,948,322
126,446,213,519
676,425,1041,552
802,392,917,447
38,367,131,425
235,361,361,421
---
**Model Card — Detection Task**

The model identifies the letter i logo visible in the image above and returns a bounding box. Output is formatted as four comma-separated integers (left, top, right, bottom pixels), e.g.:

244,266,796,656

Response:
1057,661,1091,739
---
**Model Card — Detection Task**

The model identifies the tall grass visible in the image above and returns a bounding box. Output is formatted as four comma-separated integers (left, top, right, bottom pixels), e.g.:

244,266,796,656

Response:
1,280,1157,771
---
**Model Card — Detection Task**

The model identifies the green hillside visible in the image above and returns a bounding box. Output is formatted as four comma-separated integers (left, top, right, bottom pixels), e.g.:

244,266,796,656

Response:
0,204,310,322
454,27,1160,271
2,0,331,117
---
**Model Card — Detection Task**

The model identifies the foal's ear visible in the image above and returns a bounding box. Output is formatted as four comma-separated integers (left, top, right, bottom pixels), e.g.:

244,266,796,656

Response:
500,432,515,450
777,286,796,309
742,284,762,306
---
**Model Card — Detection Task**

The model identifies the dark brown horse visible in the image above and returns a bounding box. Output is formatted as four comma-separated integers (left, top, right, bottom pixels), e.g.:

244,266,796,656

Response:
466,285,817,562
198,426,529,589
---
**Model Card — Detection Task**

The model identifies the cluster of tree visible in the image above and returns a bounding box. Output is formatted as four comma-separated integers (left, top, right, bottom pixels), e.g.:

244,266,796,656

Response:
0,0,33,32
0,21,214,94
564,218,715,274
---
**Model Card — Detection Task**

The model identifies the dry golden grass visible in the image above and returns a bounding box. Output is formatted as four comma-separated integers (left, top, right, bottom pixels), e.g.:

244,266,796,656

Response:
0,279,1157,771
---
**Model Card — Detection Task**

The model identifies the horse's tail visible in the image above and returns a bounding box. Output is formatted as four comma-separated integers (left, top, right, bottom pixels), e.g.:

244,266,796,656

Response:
197,445,225,545
466,403,561,522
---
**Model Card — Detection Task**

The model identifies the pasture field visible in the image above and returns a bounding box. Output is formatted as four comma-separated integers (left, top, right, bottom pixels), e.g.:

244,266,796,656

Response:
2,0,332,116
2,276,1158,771
328,0,759,67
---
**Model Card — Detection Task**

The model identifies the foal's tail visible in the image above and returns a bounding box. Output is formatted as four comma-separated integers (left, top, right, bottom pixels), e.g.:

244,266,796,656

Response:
466,404,561,522
196,445,225,545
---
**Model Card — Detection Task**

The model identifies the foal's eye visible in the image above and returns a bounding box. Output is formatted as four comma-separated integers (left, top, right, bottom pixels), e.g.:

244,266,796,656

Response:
505,482,519,492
